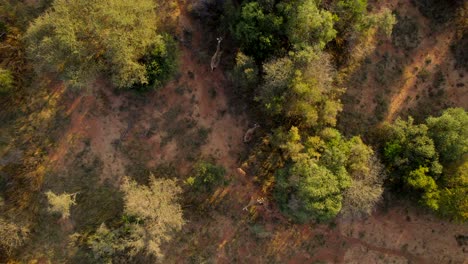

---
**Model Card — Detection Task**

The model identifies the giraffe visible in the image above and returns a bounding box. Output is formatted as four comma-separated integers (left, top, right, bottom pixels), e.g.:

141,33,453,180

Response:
243,123,260,143
210,37,223,71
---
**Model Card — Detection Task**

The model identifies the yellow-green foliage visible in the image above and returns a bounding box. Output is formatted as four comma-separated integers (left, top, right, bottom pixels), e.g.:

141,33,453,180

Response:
273,126,380,222
25,0,159,88
121,175,184,258
186,161,226,193
0,68,14,94
286,0,336,49
45,191,77,219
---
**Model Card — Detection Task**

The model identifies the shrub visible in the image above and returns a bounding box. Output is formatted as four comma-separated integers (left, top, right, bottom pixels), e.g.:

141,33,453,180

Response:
0,68,14,94
0,218,29,255
133,34,178,90
45,191,77,219
186,160,226,193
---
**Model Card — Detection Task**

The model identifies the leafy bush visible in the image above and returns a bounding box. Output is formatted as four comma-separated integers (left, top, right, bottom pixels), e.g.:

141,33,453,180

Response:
232,1,285,61
133,34,178,90
87,223,123,262
334,0,368,34
45,191,77,219
0,68,14,94
275,157,347,222
230,51,259,97
286,0,336,50
258,50,342,128
186,161,226,193
426,108,468,164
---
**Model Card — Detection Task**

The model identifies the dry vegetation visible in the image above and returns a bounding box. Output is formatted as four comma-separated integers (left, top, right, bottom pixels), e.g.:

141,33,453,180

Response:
338,0,468,136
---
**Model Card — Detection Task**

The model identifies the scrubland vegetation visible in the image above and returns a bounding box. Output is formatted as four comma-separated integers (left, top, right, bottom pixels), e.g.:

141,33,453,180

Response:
0,0,466,262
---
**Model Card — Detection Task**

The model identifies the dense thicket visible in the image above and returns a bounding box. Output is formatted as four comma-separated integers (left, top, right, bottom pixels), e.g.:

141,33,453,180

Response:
380,108,467,220
227,0,467,224
227,0,393,222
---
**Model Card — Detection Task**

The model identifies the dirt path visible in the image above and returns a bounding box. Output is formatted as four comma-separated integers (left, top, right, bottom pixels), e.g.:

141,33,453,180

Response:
385,14,456,121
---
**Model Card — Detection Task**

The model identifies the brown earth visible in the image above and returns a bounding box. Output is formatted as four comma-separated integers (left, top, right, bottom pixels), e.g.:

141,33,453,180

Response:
341,0,467,136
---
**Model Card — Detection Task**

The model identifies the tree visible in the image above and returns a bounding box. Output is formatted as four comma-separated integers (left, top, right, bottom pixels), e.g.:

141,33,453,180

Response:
87,223,123,263
0,68,13,94
438,158,468,221
426,108,468,164
45,191,77,219
379,110,468,219
275,157,347,222
258,56,294,116
25,0,164,88
0,218,29,255
373,8,397,38
382,117,442,183
258,51,342,128
133,34,178,90
230,51,259,96
233,2,284,61
286,0,336,50
186,160,226,193
406,166,440,210
342,155,385,218
334,0,369,34
121,175,184,258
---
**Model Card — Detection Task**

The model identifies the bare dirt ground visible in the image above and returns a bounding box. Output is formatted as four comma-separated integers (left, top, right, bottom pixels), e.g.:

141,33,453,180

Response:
23,0,467,263
383,1,468,122
340,0,467,136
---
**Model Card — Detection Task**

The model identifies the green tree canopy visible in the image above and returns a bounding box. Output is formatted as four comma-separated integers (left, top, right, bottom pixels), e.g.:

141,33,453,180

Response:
0,68,14,94
186,160,226,193
380,109,468,220
438,158,468,222
426,108,468,164
25,0,162,88
277,157,345,222
233,2,284,61
382,117,442,182
286,0,336,50
334,0,369,34
273,126,381,222
258,51,342,128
